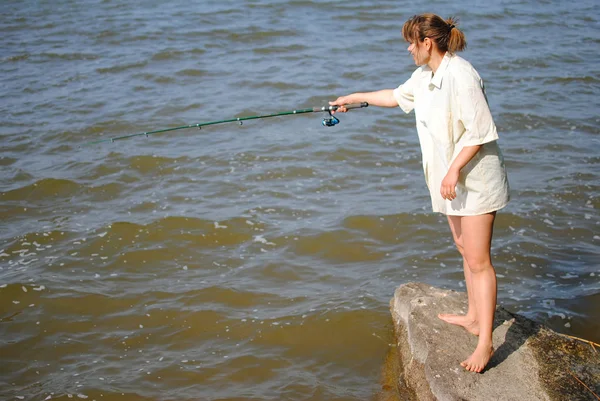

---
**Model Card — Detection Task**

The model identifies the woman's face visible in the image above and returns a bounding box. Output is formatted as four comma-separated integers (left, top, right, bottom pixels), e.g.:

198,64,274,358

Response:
407,38,431,66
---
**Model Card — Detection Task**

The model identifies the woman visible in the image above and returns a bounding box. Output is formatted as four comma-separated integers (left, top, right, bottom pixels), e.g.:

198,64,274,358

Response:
330,14,510,373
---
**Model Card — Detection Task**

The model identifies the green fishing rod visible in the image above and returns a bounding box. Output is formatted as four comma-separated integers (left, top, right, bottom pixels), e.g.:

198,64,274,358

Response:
85,102,369,145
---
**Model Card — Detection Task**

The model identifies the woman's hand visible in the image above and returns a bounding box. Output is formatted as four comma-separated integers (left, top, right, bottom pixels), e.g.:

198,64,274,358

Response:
441,168,460,201
329,96,353,113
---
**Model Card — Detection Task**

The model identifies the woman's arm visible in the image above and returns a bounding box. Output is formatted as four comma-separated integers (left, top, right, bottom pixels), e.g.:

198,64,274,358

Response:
441,145,482,200
329,89,398,111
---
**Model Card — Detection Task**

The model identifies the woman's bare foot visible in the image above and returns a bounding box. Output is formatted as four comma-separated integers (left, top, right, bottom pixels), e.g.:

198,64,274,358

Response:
461,344,494,373
438,313,480,336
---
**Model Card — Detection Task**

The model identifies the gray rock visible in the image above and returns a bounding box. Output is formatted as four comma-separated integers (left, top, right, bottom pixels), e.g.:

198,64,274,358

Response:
385,282,600,401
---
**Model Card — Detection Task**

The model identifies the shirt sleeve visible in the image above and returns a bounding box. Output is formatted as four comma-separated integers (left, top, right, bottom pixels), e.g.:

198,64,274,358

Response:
393,69,419,114
456,73,499,146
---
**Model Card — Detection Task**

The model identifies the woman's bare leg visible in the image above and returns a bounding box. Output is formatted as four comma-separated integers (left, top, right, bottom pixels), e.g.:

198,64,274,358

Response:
459,212,497,373
438,215,480,336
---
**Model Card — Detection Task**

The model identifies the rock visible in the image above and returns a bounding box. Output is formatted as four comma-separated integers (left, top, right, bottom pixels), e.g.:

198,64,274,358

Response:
387,282,600,401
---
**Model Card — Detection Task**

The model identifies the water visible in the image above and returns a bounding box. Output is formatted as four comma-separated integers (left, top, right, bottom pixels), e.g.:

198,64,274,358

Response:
1,0,599,399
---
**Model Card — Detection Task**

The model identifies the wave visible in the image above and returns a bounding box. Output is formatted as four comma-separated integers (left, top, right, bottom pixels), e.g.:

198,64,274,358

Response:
0,178,83,201
151,48,205,61
96,61,148,74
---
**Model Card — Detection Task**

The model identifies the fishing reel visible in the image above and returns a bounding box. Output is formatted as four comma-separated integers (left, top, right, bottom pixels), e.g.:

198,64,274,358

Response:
322,111,340,127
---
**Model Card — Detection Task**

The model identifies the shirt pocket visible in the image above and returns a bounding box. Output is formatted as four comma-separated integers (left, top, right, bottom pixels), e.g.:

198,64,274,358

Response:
461,144,500,194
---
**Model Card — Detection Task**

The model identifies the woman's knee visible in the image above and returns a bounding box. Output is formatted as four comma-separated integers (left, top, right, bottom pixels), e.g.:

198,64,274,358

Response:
465,256,492,274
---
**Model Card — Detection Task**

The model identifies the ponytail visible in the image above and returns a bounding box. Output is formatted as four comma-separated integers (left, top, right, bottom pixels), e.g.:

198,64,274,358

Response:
445,17,467,53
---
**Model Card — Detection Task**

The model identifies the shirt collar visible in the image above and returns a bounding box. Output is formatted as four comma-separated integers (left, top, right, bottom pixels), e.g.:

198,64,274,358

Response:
429,52,452,89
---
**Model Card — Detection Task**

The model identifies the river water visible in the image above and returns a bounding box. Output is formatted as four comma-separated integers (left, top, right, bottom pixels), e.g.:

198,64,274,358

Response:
1,0,599,400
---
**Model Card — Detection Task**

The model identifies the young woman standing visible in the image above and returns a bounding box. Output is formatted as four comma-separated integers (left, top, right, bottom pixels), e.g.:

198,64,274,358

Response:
329,14,510,373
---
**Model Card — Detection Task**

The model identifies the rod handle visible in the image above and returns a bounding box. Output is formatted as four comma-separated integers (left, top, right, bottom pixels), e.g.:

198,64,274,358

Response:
313,102,369,113
338,102,369,110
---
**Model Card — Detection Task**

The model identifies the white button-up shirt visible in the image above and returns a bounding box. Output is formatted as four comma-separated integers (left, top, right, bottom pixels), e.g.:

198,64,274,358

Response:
393,53,510,216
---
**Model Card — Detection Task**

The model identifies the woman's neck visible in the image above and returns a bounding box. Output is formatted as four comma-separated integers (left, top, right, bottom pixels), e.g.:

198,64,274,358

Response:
428,50,446,74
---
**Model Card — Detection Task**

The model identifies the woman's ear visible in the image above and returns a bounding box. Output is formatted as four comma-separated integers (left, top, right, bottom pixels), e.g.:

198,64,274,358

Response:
424,37,432,51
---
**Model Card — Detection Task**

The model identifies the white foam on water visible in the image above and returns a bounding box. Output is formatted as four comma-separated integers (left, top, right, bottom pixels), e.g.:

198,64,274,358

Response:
253,235,275,245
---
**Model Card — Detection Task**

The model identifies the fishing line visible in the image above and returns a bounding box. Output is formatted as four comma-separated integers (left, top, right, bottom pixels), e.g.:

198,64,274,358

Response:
85,102,368,145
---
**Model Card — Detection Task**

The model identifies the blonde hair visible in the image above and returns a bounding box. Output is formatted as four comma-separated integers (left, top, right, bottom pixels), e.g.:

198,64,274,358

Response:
402,14,466,54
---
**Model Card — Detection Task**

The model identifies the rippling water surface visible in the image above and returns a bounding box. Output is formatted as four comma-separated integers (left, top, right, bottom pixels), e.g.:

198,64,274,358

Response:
1,0,599,399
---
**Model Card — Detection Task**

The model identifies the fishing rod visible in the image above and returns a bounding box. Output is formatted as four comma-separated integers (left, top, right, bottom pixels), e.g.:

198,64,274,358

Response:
85,102,369,145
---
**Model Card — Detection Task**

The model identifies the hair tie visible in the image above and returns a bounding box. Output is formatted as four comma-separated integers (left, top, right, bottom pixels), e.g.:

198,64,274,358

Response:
449,24,455,31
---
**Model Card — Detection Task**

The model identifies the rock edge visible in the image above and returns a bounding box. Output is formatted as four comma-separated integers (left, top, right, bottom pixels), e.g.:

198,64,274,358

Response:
388,282,600,401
